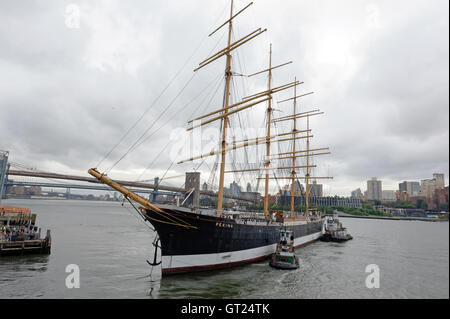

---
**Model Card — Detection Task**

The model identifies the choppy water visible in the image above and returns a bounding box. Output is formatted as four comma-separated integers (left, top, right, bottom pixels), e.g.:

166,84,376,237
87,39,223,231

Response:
0,199,448,298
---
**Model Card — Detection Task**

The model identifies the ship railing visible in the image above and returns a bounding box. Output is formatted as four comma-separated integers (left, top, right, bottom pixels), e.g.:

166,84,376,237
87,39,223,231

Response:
235,218,281,226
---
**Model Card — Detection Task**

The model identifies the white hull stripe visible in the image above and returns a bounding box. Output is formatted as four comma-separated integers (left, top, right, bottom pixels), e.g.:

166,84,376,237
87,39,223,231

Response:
162,231,322,272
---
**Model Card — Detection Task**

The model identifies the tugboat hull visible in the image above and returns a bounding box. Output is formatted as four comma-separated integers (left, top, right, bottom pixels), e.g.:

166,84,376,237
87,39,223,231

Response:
269,253,299,270
320,233,353,242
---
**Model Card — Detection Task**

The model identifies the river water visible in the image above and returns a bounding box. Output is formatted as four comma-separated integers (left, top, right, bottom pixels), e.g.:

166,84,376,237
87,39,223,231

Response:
0,199,448,299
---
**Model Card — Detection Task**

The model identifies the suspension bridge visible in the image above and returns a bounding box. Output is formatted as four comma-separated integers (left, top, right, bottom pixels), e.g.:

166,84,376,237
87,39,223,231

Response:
1,164,256,204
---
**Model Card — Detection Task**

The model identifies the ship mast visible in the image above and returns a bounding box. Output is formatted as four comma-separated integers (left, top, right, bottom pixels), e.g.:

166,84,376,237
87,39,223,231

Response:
305,115,310,217
290,78,297,217
269,91,333,218
216,0,234,215
179,1,330,216
263,44,273,217
88,1,333,219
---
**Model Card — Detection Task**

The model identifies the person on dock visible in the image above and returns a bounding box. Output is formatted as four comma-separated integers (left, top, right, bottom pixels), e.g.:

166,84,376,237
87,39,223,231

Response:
2,225,6,241
11,227,17,241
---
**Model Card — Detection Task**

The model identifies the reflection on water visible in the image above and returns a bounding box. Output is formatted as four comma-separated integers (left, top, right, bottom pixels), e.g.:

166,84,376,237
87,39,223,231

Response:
0,254,49,268
0,199,448,299
0,255,50,298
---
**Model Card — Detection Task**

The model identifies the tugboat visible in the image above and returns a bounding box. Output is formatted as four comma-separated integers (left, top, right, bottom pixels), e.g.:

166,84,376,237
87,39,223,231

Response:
269,229,299,270
320,210,353,242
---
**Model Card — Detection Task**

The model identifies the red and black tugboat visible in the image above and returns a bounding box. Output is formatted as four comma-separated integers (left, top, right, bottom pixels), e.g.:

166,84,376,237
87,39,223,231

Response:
269,229,299,270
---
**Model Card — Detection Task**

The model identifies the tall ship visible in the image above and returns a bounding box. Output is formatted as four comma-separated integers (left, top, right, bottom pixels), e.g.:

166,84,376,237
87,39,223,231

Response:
88,0,332,275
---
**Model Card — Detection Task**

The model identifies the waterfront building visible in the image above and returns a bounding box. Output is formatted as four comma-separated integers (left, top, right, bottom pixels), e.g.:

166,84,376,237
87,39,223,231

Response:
374,205,406,216
409,195,427,207
294,180,304,195
351,188,362,198
421,179,435,198
432,186,449,210
399,190,409,201
229,181,241,197
277,194,362,208
309,180,323,197
433,173,445,189
420,173,446,199
367,177,382,201
240,191,261,202
382,190,396,202
399,181,421,197
410,186,449,211
6,185,43,198
263,194,277,205
411,182,421,196
281,181,304,196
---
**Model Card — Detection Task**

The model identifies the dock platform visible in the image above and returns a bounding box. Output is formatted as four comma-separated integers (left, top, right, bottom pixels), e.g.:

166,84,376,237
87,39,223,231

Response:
0,230,51,256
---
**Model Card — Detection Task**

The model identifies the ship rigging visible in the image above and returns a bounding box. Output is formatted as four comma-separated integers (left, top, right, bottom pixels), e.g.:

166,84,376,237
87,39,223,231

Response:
88,0,333,275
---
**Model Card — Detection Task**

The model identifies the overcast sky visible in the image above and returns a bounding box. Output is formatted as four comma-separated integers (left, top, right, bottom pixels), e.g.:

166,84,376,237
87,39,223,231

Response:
1,0,448,196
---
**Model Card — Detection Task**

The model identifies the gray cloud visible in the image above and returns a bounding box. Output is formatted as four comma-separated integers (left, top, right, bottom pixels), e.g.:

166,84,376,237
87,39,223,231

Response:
0,0,448,196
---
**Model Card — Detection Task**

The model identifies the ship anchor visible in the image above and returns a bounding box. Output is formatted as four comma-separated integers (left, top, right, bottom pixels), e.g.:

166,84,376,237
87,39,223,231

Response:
147,237,161,266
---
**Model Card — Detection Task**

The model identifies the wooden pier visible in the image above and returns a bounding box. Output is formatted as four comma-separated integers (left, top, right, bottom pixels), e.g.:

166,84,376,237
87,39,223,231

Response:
1,205,51,256
0,214,37,225
0,230,51,256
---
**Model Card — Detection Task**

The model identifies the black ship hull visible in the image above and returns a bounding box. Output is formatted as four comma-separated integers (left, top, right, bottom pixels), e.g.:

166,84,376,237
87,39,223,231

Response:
144,205,323,275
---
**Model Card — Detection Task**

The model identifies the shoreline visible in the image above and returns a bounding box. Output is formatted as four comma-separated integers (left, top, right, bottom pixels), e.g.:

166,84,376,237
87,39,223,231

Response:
3,198,448,222
333,212,448,222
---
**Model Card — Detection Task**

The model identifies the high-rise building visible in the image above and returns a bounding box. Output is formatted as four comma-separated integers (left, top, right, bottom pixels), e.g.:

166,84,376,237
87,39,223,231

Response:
420,179,435,199
433,173,445,189
432,186,449,210
246,182,252,193
351,188,362,198
309,180,323,197
382,190,396,202
399,181,421,197
294,180,304,195
367,177,382,201
230,181,241,197
420,173,446,199
396,190,410,201
411,182,421,196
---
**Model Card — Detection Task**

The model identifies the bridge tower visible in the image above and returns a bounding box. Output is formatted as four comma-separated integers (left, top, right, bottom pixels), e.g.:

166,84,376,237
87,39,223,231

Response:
151,177,159,203
184,172,200,207
0,150,9,204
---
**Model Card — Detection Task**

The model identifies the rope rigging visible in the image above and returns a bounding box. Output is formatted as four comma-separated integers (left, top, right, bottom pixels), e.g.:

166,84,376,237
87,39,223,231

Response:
95,1,231,175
